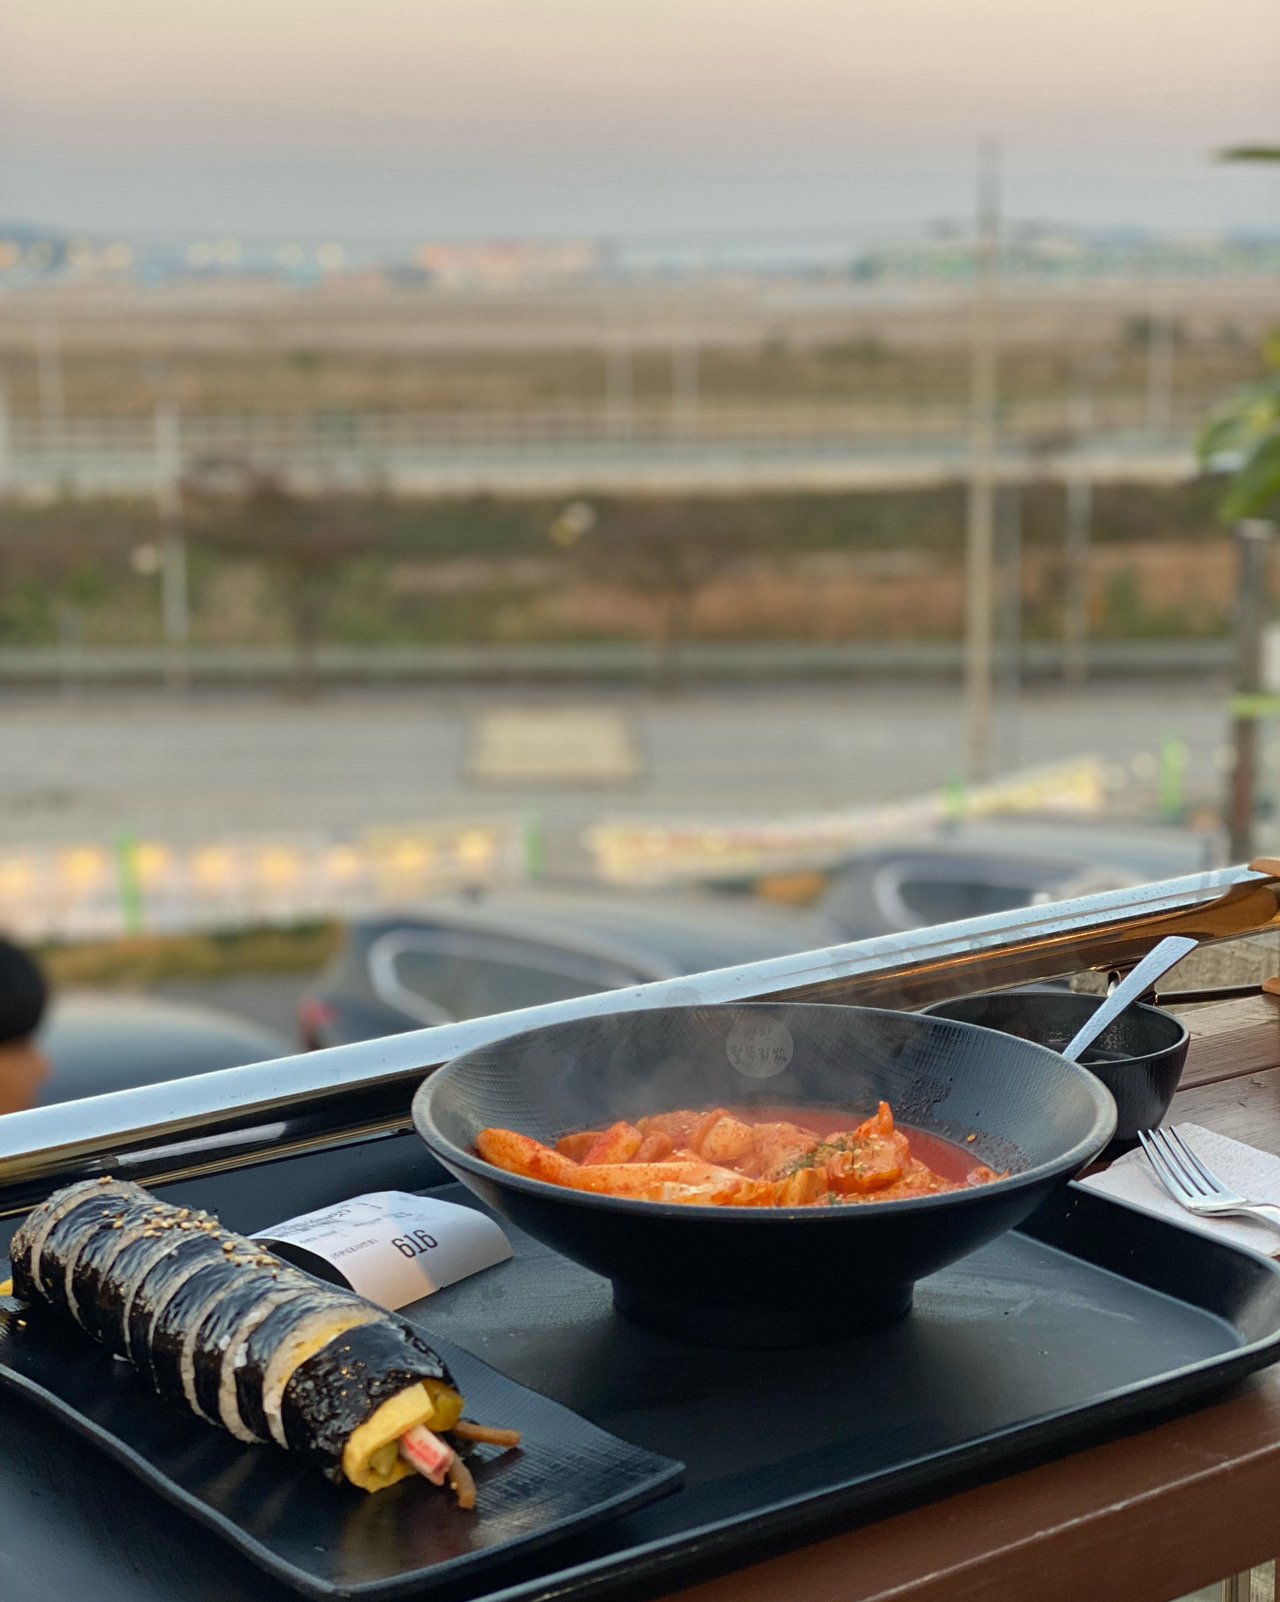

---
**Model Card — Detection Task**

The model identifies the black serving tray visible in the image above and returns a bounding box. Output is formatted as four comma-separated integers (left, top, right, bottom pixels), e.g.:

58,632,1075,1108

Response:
2,1175,1280,1602
0,1302,683,1600
377,1180,1280,1602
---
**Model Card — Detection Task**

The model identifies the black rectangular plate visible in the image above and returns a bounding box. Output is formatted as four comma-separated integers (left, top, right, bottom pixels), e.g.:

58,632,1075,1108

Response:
0,1301,683,1600
3,1176,1280,1602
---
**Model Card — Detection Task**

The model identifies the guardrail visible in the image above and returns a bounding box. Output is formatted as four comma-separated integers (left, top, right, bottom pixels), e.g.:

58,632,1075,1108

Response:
3,399,1211,453
0,639,1235,689
0,862,1274,1212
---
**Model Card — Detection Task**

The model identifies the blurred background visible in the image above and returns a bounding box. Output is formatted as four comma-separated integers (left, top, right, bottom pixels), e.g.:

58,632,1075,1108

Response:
3,0,1280,1097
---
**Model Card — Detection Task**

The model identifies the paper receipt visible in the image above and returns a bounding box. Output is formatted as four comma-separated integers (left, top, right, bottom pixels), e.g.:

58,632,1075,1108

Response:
254,1191,512,1310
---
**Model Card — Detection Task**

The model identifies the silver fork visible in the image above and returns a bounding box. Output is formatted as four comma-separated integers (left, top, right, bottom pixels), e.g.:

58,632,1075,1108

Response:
1138,1126,1280,1234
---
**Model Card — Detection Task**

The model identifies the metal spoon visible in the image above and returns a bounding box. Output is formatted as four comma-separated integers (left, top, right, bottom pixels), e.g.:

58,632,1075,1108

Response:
1060,934,1198,1062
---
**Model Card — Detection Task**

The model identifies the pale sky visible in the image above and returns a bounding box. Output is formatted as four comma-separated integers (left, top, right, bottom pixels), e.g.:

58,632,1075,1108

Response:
3,0,1279,238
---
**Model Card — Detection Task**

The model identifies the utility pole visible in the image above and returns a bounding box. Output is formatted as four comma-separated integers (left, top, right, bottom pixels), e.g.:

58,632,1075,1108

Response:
996,481,1022,774
1214,145,1280,861
606,325,634,440
154,397,189,691
965,142,1000,782
1063,386,1093,684
1146,287,1175,438
35,315,66,470
1227,520,1273,861
672,305,699,439
0,380,12,496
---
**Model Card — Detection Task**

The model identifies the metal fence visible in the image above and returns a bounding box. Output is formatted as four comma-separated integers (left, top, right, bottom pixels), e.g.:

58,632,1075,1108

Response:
0,401,1203,497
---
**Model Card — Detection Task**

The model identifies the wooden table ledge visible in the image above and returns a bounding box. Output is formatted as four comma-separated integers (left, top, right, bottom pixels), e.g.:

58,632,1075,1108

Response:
1175,993,1280,1092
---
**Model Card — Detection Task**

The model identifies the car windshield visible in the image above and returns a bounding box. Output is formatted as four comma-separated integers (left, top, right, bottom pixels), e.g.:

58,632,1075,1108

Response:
373,931,635,1024
892,875,1045,928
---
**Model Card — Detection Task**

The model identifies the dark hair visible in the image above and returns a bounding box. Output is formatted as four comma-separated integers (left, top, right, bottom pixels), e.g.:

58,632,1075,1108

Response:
0,939,46,1045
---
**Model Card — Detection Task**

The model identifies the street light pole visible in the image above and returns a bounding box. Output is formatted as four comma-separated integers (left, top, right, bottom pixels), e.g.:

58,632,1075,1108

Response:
965,141,1001,782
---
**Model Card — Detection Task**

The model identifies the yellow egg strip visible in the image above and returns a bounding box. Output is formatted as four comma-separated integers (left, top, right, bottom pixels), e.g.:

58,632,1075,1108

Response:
343,1384,436,1491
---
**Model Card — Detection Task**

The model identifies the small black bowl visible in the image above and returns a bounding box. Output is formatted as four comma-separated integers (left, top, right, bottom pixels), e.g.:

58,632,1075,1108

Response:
922,988,1188,1145
413,1002,1115,1347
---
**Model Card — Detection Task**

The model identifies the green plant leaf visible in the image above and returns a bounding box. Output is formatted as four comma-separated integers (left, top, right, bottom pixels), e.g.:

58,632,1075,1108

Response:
1198,411,1251,462
1263,327,1280,369
1198,371,1280,473
1220,434,1280,520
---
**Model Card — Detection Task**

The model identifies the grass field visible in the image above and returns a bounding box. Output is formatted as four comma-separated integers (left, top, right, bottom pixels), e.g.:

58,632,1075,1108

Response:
0,273,1269,425
38,921,341,988
0,480,1241,652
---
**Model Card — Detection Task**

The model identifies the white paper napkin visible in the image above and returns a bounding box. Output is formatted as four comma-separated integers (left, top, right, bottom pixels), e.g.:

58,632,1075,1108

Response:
1079,1123,1280,1258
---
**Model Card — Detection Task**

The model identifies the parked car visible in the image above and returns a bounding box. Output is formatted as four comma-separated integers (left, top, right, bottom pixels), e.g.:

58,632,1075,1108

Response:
297,887,844,1049
298,823,1214,1050
23,824,1214,1096
816,822,1215,941
35,991,291,1105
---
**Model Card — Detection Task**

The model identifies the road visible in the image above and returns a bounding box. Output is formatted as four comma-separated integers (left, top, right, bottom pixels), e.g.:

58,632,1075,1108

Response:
0,680,1246,877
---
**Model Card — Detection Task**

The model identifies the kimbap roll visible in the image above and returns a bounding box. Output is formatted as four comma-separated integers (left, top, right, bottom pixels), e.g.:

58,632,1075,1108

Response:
6,1178,518,1506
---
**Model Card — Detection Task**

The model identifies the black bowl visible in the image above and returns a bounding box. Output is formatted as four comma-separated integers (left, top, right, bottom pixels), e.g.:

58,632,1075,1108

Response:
921,988,1188,1145
412,1002,1116,1346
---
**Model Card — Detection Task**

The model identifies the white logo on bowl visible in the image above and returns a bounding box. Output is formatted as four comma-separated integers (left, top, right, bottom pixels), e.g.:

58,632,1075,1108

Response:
725,1018,794,1079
